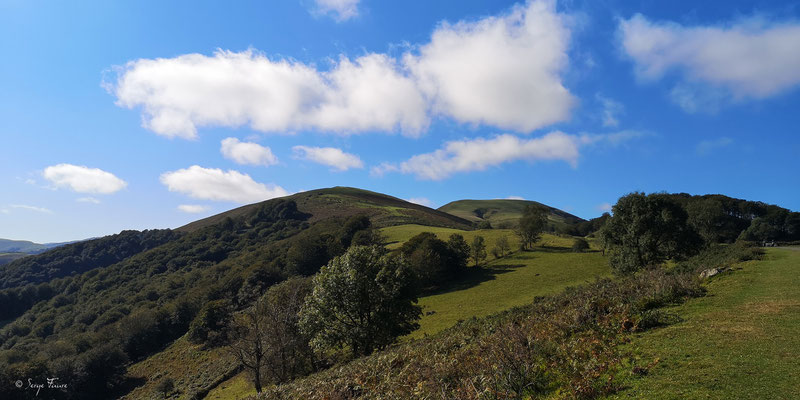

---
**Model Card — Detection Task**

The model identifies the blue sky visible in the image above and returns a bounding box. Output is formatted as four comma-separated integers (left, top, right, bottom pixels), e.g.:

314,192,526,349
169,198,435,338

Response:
1,0,799,243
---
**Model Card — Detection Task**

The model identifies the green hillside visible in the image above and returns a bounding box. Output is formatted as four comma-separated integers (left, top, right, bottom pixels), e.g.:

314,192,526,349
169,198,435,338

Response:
611,247,800,399
438,198,585,229
180,186,472,233
0,187,476,400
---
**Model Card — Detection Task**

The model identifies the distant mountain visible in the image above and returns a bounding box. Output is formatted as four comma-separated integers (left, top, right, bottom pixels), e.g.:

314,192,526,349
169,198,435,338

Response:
438,199,585,229
0,238,76,254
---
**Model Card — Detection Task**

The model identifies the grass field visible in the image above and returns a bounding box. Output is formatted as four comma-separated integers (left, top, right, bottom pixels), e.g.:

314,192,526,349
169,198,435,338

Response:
381,225,610,336
610,247,800,399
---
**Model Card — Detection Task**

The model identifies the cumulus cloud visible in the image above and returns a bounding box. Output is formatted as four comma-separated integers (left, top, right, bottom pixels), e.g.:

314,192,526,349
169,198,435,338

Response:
314,0,360,21
109,1,573,139
76,197,101,204
506,196,525,200
177,204,211,213
292,146,364,171
160,165,289,204
11,204,53,214
220,137,278,166
696,137,734,155
110,50,427,139
374,130,645,180
406,0,574,131
619,15,800,102
377,132,580,180
43,164,127,194
406,197,434,207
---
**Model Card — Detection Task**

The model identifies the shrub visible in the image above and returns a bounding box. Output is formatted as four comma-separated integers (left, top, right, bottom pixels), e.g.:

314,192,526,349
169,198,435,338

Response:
572,238,590,253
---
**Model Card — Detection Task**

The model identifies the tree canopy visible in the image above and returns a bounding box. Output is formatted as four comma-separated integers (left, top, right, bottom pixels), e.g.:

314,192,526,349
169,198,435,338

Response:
600,192,702,275
516,205,548,250
299,246,421,358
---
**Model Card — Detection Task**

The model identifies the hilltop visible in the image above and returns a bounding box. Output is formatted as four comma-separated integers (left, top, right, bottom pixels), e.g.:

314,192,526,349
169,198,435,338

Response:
179,186,473,232
438,198,584,229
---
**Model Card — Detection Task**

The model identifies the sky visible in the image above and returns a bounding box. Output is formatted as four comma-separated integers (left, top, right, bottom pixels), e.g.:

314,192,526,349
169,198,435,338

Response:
1,0,799,243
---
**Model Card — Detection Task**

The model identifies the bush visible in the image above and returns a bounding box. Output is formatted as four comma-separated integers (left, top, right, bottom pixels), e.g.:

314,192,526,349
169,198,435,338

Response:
572,238,590,253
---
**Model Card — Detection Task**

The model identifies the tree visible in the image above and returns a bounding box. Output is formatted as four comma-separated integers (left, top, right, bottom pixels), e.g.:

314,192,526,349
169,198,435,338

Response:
686,198,726,245
447,234,471,269
470,236,487,267
600,192,702,275
154,377,174,399
399,232,467,287
495,235,511,258
187,299,232,346
227,277,314,393
572,238,590,253
516,205,548,250
299,246,421,358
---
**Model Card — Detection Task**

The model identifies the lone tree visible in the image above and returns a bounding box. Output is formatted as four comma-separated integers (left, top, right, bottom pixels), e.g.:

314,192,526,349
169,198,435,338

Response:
600,192,702,275
495,235,511,258
516,205,548,250
572,238,590,253
299,246,421,358
227,277,315,393
470,235,487,267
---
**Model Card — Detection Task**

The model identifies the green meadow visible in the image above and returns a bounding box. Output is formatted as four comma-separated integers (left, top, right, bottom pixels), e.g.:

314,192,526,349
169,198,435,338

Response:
610,247,800,399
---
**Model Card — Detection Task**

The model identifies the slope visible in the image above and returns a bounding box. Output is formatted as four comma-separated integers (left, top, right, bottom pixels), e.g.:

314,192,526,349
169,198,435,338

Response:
438,198,584,229
610,247,800,399
179,186,472,233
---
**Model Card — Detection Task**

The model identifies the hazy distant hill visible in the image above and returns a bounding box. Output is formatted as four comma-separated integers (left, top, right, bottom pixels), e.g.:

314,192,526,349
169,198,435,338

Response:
0,238,75,254
438,198,585,229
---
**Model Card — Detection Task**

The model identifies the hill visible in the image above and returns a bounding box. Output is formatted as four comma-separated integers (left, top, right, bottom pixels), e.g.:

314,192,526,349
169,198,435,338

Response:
0,253,28,266
179,186,472,233
0,187,477,399
438,198,584,229
0,238,75,255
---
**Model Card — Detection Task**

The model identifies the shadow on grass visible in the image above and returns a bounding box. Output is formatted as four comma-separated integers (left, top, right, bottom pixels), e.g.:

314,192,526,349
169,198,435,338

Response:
425,265,517,296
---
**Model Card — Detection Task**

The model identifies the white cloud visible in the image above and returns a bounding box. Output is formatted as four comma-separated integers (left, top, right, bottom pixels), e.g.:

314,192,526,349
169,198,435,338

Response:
76,197,101,204
375,130,645,180
596,94,624,127
596,202,612,212
220,137,278,166
314,0,360,21
110,50,427,139
406,197,434,207
43,164,127,194
0,209,8,214
619,15,800,101
292,145,364,171
160,165,289,204
109,1,574,139
11,204,53,214
406,0,574,132
696,137,734,155
386,132,581,180
506,196,525,200
177,204,211,213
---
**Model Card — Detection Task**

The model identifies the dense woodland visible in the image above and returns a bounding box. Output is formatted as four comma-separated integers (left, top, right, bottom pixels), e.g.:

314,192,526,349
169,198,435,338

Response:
0,189,796,399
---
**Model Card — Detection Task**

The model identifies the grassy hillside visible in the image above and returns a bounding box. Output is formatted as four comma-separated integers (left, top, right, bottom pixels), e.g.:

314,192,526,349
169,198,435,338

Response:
179,186,472,233
380,225,609,336
438,198,584,229
210,227,608,399
0,238,73,254
610,247,800,399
